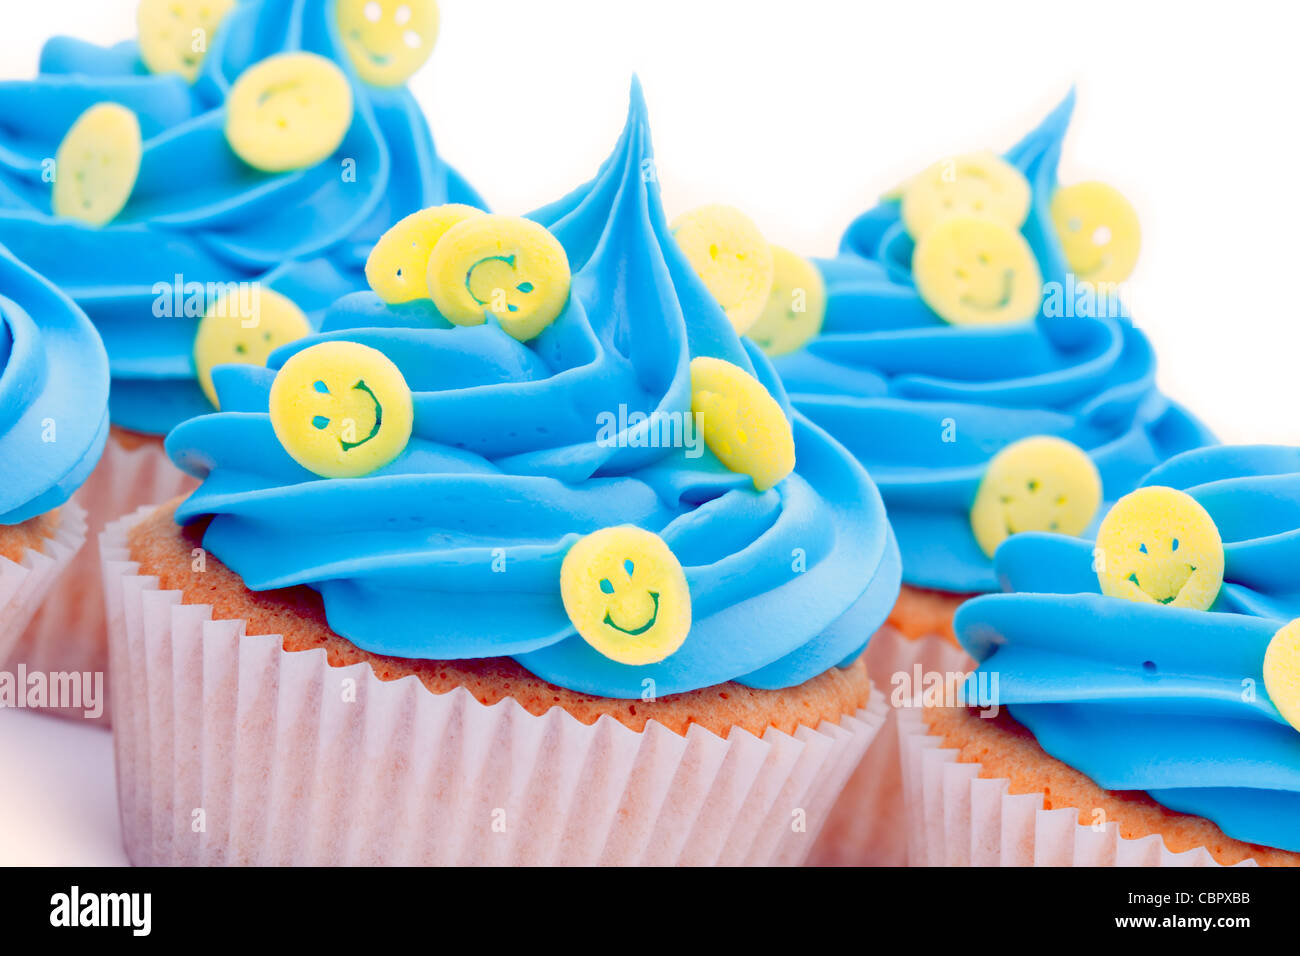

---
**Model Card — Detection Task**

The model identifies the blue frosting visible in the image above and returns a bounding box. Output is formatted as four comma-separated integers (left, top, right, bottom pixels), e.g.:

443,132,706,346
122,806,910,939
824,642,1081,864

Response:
165,80,902,698
956,444,1300,852
770,92,1215,593
0,0,482,436
0,242,109,524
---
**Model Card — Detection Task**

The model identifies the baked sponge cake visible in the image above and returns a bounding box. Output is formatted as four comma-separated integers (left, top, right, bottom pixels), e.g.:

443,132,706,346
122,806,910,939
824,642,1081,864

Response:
904,444,1300,865
104,81,900,866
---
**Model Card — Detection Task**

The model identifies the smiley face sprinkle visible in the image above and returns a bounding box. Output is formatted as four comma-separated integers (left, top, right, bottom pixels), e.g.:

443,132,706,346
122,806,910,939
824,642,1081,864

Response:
912,216,1043,326
193,287,311,408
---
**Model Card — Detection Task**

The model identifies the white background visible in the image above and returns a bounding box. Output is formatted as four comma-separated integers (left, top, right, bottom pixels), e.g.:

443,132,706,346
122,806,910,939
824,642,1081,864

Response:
1,0,1297,865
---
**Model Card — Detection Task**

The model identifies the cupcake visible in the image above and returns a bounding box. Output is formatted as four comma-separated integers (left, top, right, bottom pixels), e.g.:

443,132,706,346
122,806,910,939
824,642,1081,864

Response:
899,444,1300,865
102,81,899,865
0,241,108,687
0,0,480,688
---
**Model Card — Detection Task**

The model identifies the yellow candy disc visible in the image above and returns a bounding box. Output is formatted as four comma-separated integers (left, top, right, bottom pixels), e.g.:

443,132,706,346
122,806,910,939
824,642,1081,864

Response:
52,103,142,226
560,525,691,666
690,356,795,492
137,0,236,82
670,205,775,335
1264,619,1300,734
269,340,413,478
747,246,827,357
970,436,1102,558
225,52,354,173
912,215,1043,326
426,214,571,342
1095,486,1224,611
901,151,1031,240
193,287,311,408
1051,181,1142,285
337,0,440,87
365,203,484,304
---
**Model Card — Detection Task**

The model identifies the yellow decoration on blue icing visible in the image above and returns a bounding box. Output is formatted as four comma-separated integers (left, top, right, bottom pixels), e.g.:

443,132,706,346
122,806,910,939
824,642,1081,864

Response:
690,356,795,492
52,103,142,226
900,151,1030,240
337,0,440,87
560,525,691,666
1051,181,1141,285
970,436,1102,558
136,0,236,82
426,214,571,342
225,52,354,173
747,245,826,357
912,215,1042,326
193,287,311,408
366,203,483,304
670,205,775,335
269,340,413,478
1264,619,1300,735
1095,486,1224,611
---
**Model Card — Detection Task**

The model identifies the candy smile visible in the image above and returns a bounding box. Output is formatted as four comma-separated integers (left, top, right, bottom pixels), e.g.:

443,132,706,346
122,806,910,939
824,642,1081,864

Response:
1129,565,1198,605
960,268,1015,311
603,592,661,636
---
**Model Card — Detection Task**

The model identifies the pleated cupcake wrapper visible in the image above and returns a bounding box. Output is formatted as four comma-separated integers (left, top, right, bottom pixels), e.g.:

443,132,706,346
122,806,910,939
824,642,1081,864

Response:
103,506,888,866
0,503,87,667
18,434,197,724
896,706,1255,867
808,624,975,865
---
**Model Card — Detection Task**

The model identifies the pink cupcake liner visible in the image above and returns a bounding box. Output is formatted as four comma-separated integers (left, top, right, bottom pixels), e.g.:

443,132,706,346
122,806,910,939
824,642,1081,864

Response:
896,706,1254,867
808,625,974,865
102,506,889,866
16,434,197,723
0,503,87,667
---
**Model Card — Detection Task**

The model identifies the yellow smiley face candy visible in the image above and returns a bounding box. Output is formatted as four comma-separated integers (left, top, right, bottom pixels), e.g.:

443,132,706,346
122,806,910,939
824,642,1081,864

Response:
137,0,236,82
912,215,1043,326
1095,486,1224,611
365,203,484,304
426,214,571,342
225,52,354,173
1051,181,1142,285
1264,619,1300,734
193,287,311,408
970,436,1102,558
269,340,413,478
670,205,775,335
901,151,1031,240
337,0,440,87
560,526,691,666
690,356,795,492
747,246,827,357
52,103,142,226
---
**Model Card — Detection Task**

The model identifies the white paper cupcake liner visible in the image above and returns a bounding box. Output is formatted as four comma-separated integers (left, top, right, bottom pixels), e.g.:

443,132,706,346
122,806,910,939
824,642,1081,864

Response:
896,705,1256,867
0,503,87,667
16,432,197,723
102,506,888,866
808,624,975,865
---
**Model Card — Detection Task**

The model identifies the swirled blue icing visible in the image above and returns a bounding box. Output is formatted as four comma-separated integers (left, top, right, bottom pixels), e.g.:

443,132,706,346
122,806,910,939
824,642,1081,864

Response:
165,80,902,698
770,91,1215,594
0,242,109,524
956,444,1300,852
0,0,482,437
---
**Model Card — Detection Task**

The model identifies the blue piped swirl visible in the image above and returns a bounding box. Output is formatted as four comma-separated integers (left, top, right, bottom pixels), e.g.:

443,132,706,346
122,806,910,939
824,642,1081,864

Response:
0,0,482,436
770,92,1214,593
165,81,901,698
956,444,1300,852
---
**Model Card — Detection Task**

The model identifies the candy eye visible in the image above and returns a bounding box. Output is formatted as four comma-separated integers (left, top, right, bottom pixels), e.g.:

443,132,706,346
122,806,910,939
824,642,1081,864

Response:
426,214,571,342
969,435,1101,558
900,151,1031,240
225,52,354,173
1094,486,1224,611
560,526,691,666
268,340,413,478
366,204,485,304
51,103,142,226
1050,181,1142,285
689,356,795,492
671,205,776,335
